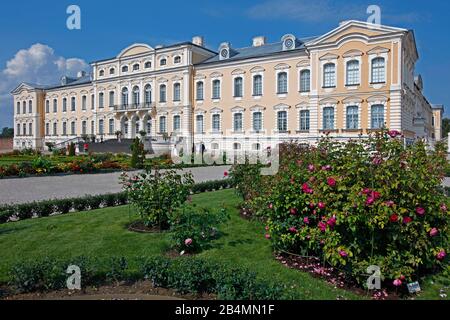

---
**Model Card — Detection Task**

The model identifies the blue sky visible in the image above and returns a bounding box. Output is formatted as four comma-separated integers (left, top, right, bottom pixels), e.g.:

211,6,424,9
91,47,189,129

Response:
0,0,449,128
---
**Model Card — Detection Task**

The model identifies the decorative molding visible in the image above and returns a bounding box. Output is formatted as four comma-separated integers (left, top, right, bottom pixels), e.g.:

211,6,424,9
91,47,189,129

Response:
343,49,364,58
319,53,339,61
274,63,290,70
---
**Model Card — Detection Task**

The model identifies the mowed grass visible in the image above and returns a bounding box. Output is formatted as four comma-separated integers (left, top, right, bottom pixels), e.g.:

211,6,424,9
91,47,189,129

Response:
0,189,445,300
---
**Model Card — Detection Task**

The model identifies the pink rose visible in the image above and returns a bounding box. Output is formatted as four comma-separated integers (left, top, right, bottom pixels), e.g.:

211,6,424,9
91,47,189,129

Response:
288,227,298,234
440,204,448,212
265,226,270,231
416,207,425,216
327,216,337,227
309,202,315,209
327,177,336,187
362,188,371,195
268,203,273,210
308,164,315,172
339,250,348,258
318,202,326,210
365,197,375,206
303,217,310,225
403,216,413,224
290,208,298,215
393,279,402,287
184,238,193,246
224,171,229,177
372,157,382,165
430,228,439,237
302,183,313,194
384,201,395,207
265,234,271,240
322,165,332,171
388,130,401,138
318,222,327,232
437,250,446,261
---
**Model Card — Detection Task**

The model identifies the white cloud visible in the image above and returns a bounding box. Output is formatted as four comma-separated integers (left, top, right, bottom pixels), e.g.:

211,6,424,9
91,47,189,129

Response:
0,43,89,128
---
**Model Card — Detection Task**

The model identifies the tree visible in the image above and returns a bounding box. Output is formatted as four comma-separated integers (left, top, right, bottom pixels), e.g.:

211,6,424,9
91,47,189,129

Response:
130,137,145,169
442,118,450,138
0,127,14,138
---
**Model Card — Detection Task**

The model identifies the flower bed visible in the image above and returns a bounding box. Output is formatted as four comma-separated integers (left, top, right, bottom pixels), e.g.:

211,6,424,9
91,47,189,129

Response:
232,131,449,291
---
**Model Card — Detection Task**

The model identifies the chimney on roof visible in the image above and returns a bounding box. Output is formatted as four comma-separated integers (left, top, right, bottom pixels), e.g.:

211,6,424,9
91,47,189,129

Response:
192,36,204,47
77,71,86,78
252,36,266,47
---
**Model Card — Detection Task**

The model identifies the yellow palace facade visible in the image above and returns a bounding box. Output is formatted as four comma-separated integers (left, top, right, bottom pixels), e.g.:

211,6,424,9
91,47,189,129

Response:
11,20,443,152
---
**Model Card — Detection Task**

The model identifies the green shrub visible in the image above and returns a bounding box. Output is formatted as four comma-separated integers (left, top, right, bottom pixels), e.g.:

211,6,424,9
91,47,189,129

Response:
130,138,145,169
56,198,73,214
86,195,103,210
72,197,89,212
0,206,15,223
33,201,55,217
103,194,117,207
106,257,128,283
68,143,76,157
167,258,216,294
139,256,172,288
15,203,34,220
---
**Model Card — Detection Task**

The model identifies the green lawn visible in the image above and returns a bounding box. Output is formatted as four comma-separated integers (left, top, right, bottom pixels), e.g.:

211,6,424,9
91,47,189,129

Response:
0,189,446,300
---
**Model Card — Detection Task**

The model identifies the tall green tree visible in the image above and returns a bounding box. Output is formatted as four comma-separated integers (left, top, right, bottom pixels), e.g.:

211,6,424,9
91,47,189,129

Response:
442,118,450,138
0,127,14,138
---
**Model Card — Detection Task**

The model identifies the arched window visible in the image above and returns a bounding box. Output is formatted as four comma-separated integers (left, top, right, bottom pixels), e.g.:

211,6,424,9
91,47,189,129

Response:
252,143,261,151
144,84,152,105
62,98,67,112
62,122,67,135
173,83,181,101
196,114,204,133
71,97,76,111
233,143,241,150
99,119,104,135
277,111,288,132
133,64,140,71
121,88,129,106
253,112,262,132
45,100,50,113
323,107,335,130
109,68,115,75
109,91,115,107
212,114,221,132
173,115,181,132
53,122,57,135
253,75,262,96
234,77,243,97
196,81,204,100
82,121,87,135
160,84,167,102
346,60,360,86
22,123,26,136
91,94,95,110
82,95,87,110
300,110,310,131
233,113,243,132
29,123,33,135
160,58,167,66
323,63,336,87
135,118,140,134
109,119,114,134
212,80,221,99
174,56,181,64
53,99,57,113
123,119,129,135
122,65,129,73
371,57,386,83
16,102,20,114
145,61,152,69
346,106,359,129
371,105,385,129
132,86,140,105
300,70,311,92
22,101,26,114
71,121,76,135
159,116,167,133
99,70,105,77
28,100,33,113
46,123,50,136
277,72,288,94
99,92,104,108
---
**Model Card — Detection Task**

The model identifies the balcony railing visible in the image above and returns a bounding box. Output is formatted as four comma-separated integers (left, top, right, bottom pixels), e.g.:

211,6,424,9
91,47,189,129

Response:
114,102,155,111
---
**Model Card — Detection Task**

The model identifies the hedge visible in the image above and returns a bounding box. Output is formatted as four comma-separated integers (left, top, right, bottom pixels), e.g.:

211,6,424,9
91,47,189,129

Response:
7,256,289,300
0,179,232,225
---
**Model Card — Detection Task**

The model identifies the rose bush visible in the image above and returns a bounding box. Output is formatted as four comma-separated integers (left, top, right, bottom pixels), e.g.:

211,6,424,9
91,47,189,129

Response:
233,131,449,287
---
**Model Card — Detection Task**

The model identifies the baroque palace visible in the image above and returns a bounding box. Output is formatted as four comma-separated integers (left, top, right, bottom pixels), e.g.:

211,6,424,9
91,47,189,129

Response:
12,20,444,152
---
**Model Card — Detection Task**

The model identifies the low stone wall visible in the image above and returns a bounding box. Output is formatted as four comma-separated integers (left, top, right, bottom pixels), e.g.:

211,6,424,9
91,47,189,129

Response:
0,137,13,153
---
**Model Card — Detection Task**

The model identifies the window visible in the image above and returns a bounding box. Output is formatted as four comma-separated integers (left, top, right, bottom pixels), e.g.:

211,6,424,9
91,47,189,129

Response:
28,100,32,113
160,58,167,66
122,65,129,73
62,98,67,112
109,119,114,134
277,111,288,132
53,122,57,135
133,64,140,71
135,119,140,135
45,123,49,136
91,94,95,110
212,80,221,99
91,120,95,134
45,100,50,113
252,143,261,151
323,107,335,130
71,97,76,111
62,122,67,135
53,99,58,113
346,106,359,129
121,88,129,106
99,70,105,77
159,116,167,133
211,143,219,150
212,114,221,132
109,92,115,107
174,56,181,64
300,70,311,92
82,96,87,110
159,84,167,102
323,63,336,88
196,82,204,100
22,123,26,136
196,115,204,133
71,121,76,135
109,68,115,75
233,143,241,150
233,113,243,132
145,61,151,69
16,102,20,114
234,77,243,97
82,121,87,135
371,57,385,83
173,115,181,132
99,92,104,108
346,60,360,86
300,110,310,131
144,85,152,105
99,119,104,135
132,86,140,105
277,72,288,94
371,105,385,129
29,123,32,135
253,75,263,96
22,101,27,114
17,124,20,135
146,119,152,135
173,83,181,101
253,112,262,132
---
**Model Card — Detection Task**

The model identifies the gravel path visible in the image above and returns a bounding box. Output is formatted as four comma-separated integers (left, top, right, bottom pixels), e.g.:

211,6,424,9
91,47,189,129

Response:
0,166,231,205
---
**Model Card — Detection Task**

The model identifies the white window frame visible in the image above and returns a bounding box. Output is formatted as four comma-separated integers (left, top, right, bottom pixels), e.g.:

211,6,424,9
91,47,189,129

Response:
211,78,221,101
345,57,362,87
233,75,244,99
276,70,289,95
344,104,361,130
299,68,311,93
321,105,337,131
369,54,388,87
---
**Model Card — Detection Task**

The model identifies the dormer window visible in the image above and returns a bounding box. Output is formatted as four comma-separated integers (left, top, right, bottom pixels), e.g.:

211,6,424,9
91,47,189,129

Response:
133,63,140,71
160,58,167,66
174,56,181,64
145,61,152,69
122,65,129,73
282,34,297,51
218,42,235,61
